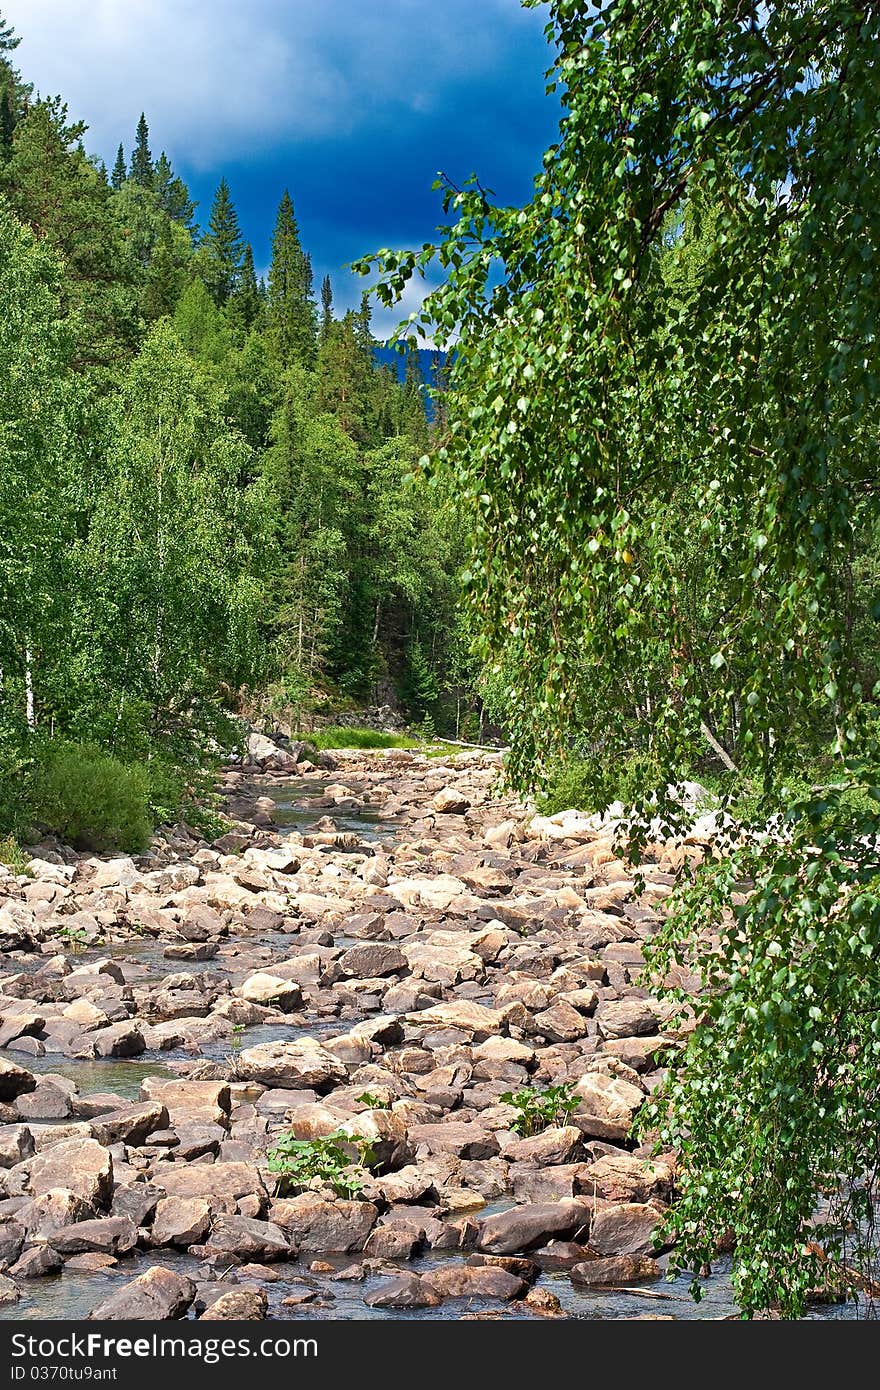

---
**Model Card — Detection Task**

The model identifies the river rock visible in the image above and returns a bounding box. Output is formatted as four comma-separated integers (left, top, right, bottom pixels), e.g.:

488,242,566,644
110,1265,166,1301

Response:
0,1219,24,1264
0,1058,36,1101
477,1200,591,1254
91,1102,169,1147
339,943,407,978
16,1190,95,1238
432,788,471,815
269,1195,378,1251
571,1254,662,1285
49,1216,137,1256
0,1273,20,1306
29,1138,113,1208
148,1161,266,1211
140,1079,231,1130
365,1273,441,1308
89,1266,196,1320
236,1039,347,1092
504,1126,583,1166
588,1202,665,1257
150,1196,213,1248
0,1124,34,1168
200,1287,268,1319
579,1153,674,1204
573,1072,644,1142
595,999,659,1039
239,973,303,1012
206,1214,290,1261
93,1022,145,1058
424,1264,525,1300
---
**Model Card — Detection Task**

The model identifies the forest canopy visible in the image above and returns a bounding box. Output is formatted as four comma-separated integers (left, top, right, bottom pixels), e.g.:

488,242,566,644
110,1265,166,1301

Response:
0,12,465,847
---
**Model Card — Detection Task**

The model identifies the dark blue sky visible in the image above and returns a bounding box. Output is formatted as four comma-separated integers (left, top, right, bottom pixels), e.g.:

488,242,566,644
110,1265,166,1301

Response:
5,0,561,335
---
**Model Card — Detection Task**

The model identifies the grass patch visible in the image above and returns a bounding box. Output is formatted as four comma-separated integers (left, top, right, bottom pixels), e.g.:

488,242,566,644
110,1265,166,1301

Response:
298,726,465,759
301,726,418,750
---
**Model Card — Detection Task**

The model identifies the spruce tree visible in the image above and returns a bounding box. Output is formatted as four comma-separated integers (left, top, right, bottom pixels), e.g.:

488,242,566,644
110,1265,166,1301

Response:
153,152,196,228
229,243,262,331
110,142,126,190
130,112,153,187
320,273,333,341
0,84,13,159
198,177,244,306
267,189,316,366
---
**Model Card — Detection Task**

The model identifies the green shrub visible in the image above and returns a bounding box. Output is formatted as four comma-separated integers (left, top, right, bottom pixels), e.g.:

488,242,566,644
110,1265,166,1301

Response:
266,1130,376,1199
500,1083,579,1137
0,835,31,876
30,740,152,854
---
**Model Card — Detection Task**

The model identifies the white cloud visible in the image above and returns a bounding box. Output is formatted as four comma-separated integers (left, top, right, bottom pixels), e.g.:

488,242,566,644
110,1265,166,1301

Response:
3,0,544,168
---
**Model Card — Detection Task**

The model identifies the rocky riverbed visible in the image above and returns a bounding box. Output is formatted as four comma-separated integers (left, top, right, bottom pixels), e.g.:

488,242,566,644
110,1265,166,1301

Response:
0,746,807,1321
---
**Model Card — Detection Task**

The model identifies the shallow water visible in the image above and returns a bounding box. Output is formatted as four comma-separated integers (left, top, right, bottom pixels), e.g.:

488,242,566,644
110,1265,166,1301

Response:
1,1237,861,1322
1,1054,172,1098
250,775,399,846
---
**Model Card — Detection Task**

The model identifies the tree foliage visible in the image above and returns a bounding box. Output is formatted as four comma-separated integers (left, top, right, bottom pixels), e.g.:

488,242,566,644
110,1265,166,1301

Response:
359,0,880,1315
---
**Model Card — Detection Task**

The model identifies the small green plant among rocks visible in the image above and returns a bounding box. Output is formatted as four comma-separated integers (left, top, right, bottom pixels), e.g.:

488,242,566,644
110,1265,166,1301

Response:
267,1129,376,1199
58,923,90,955
230,1023,245,1052
500,1082,579,1138
355,1091,389,1110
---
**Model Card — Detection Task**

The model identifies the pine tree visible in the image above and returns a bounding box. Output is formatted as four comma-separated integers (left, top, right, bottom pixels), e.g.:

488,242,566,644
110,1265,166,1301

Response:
2,98,138,370
267,189,316,367
111,142,126,190
0,83,13,159
320,274,333,341
0,12,20,52
229,243,262,331
153,152,196,228
198,177,244,306
130,112,153,187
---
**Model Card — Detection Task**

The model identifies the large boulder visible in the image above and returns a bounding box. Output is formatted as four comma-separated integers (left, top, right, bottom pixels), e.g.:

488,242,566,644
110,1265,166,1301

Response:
140,1079,231,1130
477,1200,591,1254
269,1195,378,1252
149,1197,213,1249
89,1267,196,1320
29,1138,113,1208
573,1071,644,1142
0,1058,37,1102
236,1039,347,1092
588,1202,665,1257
